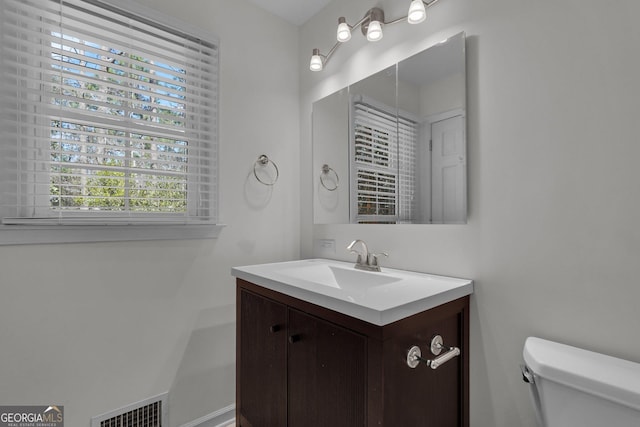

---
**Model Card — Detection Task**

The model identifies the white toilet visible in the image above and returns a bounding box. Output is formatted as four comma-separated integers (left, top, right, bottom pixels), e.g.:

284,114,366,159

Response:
522,336,640,427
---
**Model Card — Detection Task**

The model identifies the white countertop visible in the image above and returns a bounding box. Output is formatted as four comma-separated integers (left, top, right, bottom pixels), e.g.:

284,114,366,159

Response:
232,258,473,326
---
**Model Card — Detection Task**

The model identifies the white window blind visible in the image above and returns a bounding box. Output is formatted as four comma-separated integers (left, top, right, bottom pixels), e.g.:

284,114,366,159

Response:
351,97,417,223
397,115,418,223
0,0,218,226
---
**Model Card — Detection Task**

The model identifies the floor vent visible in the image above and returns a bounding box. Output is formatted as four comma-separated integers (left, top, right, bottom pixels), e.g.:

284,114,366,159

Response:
91,392,168,427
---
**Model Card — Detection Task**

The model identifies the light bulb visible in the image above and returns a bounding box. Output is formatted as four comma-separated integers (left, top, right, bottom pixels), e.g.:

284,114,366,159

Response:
337,17,351,42
366,20,383,42
310,49,323,72
407,0,426,24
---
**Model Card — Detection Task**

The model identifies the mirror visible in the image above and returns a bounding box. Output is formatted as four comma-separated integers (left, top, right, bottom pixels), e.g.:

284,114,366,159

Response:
313,32,466,224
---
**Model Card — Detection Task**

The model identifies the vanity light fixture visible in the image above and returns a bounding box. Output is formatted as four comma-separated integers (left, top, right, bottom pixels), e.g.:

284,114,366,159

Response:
309,0,440,72
408,0,427,24
364,8,384,42
336,17,351,42
310,48,324,71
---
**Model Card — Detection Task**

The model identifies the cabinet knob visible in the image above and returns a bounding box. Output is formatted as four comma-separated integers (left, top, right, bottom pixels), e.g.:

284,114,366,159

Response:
269,324,281,333
288,334,301,344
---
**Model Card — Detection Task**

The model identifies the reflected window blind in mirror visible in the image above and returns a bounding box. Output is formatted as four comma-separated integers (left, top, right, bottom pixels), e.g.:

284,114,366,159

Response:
350,97,417,224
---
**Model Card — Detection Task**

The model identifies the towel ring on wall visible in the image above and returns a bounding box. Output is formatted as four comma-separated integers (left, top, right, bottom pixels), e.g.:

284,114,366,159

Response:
253,154,279,186
320,164,339,191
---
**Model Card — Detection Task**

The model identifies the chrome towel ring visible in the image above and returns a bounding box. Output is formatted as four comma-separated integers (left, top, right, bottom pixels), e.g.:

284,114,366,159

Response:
254,154,279,186
320,164,339,191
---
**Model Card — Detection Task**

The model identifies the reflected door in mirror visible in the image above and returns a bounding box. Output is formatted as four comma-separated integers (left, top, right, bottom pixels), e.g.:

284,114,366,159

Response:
431,114,466,223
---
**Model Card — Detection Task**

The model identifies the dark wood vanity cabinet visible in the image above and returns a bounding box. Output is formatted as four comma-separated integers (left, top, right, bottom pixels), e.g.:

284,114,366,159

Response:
287,308,367,426
236,278,470,427
238,289,287,426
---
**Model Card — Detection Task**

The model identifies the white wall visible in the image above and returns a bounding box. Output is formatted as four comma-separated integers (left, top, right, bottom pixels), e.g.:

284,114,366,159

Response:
0,1,300,426
300,0,640,426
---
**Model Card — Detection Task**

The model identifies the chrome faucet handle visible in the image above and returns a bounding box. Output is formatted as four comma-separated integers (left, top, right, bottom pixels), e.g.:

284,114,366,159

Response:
369,252,388,266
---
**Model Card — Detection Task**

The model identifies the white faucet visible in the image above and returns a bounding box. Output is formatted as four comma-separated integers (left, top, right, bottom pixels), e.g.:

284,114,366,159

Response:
347,239,388,272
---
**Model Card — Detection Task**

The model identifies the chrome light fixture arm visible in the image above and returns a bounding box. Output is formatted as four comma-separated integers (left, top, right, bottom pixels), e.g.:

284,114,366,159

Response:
311,12,369,71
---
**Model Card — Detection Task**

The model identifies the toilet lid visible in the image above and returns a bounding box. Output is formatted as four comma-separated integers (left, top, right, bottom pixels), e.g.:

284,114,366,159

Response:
523,337,640,411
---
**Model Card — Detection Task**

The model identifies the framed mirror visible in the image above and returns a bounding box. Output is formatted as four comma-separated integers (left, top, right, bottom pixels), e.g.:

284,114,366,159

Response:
313,32,466,224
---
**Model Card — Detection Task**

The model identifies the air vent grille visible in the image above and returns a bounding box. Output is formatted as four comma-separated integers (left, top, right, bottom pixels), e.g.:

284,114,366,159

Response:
91,393,167,427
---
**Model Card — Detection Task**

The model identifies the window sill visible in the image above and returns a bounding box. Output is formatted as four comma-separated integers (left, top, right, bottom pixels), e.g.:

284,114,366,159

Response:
0,223,225,246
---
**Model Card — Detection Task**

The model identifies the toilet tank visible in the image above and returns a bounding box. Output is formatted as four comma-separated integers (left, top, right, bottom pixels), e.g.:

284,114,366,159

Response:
523,337,640,427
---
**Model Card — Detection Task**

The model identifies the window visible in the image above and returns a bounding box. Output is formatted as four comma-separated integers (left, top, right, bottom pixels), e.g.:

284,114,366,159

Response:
350,96,417,224
0,0,218,239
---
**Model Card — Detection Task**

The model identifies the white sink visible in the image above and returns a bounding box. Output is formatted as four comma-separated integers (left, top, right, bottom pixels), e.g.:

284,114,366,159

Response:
232,259,473,325
276,263,402,290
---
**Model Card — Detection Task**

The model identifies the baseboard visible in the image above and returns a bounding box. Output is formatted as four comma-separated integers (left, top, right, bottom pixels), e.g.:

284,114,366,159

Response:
179,404,235,427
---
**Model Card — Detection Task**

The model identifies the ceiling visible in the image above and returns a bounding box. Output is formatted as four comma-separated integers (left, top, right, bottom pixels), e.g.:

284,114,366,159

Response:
248,0,332,26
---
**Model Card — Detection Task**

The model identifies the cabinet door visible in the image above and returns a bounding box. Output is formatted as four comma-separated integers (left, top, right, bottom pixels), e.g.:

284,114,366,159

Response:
288,308,367,427
238,290,287,427
384,312,463,426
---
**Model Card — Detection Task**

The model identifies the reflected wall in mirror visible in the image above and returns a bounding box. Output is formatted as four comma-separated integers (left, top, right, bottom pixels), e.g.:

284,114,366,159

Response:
313,32,466,224
313,87,350,224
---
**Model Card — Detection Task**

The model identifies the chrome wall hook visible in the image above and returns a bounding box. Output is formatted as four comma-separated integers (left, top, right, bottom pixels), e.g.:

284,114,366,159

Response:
253,154,279,186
